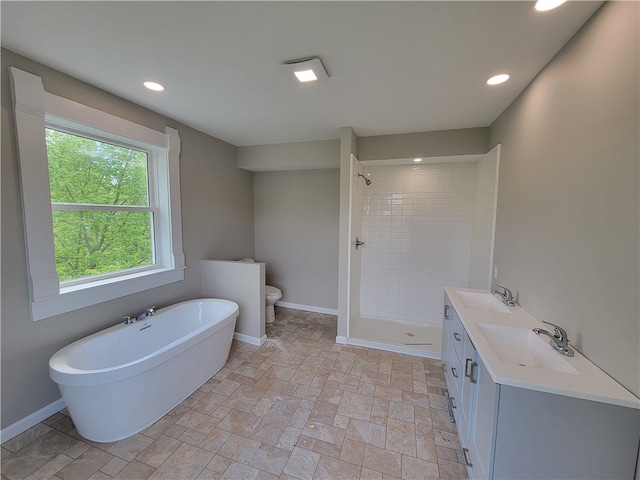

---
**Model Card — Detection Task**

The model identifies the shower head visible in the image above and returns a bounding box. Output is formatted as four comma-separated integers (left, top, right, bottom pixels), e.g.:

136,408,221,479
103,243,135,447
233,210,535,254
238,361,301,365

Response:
357,173,372,186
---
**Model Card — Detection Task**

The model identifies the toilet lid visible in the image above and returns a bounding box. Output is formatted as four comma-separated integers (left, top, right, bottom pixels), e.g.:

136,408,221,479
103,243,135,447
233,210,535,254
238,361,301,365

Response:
265,285,281,296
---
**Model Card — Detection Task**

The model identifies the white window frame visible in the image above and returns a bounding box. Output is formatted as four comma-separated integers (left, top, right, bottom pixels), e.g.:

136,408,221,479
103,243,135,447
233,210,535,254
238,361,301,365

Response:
10,67,185,321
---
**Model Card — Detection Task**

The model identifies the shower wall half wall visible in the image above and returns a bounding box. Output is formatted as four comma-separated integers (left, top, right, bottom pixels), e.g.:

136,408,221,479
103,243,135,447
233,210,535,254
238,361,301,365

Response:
348,148,499,357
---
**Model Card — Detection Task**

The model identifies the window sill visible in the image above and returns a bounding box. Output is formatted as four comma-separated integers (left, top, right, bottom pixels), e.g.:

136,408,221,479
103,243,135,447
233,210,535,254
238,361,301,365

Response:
31,266,185,321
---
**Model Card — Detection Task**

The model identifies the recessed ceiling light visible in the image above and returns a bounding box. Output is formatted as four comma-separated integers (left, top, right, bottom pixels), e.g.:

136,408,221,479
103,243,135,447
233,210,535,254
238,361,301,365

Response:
487,74,510,86
294,69,318,83
283,57,329,85
143,81,165,92
534,0,567,12
413,158,423,162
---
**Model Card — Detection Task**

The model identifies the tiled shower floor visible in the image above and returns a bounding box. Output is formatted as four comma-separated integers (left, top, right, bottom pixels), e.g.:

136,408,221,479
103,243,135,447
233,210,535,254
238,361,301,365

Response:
1,307,468,480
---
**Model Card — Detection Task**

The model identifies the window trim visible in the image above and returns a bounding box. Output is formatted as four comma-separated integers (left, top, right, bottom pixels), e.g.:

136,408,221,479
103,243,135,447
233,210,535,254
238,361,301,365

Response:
10,67,185,321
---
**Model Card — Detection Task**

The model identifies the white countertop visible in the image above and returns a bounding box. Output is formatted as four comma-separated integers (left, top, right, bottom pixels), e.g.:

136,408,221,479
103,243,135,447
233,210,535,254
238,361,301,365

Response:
445,287,640,409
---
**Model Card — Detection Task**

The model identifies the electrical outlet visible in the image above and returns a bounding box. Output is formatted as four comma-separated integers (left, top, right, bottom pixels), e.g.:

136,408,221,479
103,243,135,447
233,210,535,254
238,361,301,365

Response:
493,266,498,280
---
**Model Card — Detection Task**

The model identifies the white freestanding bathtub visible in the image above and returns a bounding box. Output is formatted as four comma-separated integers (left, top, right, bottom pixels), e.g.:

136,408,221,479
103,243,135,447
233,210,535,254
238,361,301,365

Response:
49,298,238,442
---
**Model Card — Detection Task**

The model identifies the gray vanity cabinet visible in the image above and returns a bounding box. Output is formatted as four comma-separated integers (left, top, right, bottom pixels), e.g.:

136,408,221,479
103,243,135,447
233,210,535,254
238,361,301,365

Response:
490,385,639,479
443,295,489,476
442,292,640,480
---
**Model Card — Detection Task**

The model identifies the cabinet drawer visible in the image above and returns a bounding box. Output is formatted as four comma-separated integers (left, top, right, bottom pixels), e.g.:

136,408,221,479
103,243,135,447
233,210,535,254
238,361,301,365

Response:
450,310,465,362
444,361,461,400
444,352,464,423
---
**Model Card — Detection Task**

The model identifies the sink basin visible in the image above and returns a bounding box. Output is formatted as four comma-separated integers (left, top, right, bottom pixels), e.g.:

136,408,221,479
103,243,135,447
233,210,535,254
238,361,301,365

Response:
456,291,512,314
476,324,578,374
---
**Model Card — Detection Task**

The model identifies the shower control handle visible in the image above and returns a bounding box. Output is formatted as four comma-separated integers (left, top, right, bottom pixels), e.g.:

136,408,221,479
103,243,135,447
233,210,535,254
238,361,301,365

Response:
354,237,365,250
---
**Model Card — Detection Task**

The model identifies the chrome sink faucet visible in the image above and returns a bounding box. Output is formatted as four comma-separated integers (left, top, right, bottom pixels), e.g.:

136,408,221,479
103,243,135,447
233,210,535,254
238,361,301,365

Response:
491,285,516,307
533,321,575,357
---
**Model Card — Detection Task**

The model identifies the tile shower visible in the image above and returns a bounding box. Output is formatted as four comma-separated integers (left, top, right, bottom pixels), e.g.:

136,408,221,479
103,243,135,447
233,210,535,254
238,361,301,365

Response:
349,153,498,357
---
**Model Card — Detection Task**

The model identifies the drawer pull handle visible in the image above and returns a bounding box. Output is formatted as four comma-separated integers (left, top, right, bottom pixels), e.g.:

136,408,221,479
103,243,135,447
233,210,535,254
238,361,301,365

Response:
451,367,458,378
453,332,461,341
465,358,473,377
463,448,473,467
444,304,450,319
444,391,456,423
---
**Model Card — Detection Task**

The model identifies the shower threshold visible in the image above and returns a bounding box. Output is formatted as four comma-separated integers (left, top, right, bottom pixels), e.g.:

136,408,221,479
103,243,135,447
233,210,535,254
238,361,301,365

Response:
349,316,441,359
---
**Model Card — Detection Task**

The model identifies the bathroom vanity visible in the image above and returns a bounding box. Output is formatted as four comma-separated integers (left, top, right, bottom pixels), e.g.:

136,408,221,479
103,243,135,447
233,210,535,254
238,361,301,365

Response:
442,287,640,480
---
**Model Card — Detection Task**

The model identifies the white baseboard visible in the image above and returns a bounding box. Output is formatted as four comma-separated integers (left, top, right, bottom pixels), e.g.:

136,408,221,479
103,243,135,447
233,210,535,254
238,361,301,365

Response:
0,398,66,443
233,331,263,346
276,301,338,316
335,335,347,344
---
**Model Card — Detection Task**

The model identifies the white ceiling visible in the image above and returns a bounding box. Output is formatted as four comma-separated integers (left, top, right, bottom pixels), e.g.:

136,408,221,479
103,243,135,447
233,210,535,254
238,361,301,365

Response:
1,1,603,147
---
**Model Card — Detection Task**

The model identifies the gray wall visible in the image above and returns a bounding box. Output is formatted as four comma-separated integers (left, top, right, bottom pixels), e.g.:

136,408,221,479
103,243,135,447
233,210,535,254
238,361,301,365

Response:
490,2,639,397
358,127,489,161
254,169,340,310
238,139,339,171
1,49,255,428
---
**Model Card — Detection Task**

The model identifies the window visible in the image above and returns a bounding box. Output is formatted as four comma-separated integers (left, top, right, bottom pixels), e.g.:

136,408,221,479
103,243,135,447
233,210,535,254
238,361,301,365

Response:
46,127,156,283
10,67,185,321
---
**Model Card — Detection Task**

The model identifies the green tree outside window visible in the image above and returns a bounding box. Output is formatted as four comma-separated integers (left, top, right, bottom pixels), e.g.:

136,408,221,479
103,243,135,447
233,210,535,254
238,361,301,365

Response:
46,129,154,281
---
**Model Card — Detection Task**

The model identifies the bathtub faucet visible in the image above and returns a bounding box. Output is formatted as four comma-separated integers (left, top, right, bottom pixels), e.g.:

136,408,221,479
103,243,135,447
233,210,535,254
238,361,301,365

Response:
135,306,156,322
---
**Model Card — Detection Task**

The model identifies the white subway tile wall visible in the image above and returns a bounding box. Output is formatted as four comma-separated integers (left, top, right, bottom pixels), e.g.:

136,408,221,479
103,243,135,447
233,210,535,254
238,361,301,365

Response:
360,163,477,325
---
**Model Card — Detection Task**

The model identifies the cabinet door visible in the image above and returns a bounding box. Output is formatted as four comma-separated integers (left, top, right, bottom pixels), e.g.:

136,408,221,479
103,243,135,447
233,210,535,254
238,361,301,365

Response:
466,356,498,480
458,331,475,441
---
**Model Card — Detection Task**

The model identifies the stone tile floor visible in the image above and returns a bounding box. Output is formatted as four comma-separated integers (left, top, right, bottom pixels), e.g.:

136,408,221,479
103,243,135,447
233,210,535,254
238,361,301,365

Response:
1,307,468,480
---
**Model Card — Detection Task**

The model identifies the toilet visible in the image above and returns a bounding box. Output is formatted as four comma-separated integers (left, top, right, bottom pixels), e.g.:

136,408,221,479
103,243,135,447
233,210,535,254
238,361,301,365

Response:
238,259,282,325
265,285,282,324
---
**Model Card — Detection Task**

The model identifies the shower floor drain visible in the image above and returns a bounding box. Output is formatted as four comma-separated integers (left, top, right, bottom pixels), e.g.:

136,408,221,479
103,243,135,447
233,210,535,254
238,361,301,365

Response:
403,332,433,346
